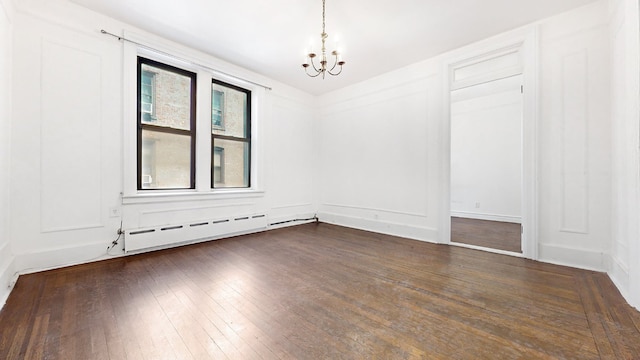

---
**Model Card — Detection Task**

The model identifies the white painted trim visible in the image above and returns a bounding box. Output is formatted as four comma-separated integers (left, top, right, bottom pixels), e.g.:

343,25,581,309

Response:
607,253,630,298
0,0,13,312
449,44,523,91
538,243,605,272
441,26,539,261
318,211,439,243
270,203,314,210
0,243,16,309
450,211,521,223
15,241,121,275
122,191,264,205
450,242,524,258
322,203,427,218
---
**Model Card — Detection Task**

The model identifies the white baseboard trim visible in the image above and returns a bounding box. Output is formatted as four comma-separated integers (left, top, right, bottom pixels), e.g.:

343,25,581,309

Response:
450,211,521,223
538,243,605,272
606,254,633,306
13,225,283,276
15,241,122,276
318,211,439,243
0,247,16,310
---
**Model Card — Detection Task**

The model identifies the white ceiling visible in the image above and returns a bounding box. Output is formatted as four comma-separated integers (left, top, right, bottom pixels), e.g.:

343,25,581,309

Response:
71,0,598,95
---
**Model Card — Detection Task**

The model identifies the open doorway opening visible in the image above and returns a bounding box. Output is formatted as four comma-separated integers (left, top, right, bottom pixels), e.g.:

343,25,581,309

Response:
442,31,537,259
450,74,523,254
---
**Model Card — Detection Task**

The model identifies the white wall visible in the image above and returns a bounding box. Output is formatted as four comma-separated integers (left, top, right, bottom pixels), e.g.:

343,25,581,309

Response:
537,1,611,270
317,62,443,242
450,76,523,223
8,0,316,273
608,0,640,310
318,1,612,271
0,0,15,307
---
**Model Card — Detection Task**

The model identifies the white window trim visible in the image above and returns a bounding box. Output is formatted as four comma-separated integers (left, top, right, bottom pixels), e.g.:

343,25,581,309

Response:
122,31,265,203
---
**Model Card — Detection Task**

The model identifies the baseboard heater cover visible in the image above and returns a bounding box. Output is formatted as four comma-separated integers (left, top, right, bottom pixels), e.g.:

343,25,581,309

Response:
124,214,268,253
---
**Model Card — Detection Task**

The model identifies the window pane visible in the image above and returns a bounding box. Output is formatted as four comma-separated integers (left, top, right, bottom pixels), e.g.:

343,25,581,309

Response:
141,63,192,131
212,82,248,138
212,90,224,129
212,146,224,184
212,139,249,188
141,130,192,189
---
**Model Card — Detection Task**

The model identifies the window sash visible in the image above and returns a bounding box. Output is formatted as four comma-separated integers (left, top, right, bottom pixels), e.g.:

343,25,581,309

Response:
137,57,197,190
211,79,251,189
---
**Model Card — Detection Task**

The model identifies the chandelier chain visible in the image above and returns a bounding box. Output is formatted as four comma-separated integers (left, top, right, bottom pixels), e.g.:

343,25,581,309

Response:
322,0,326,35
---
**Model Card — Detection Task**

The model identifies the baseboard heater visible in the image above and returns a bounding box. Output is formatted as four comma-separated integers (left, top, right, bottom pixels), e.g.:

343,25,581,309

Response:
124,214,268,253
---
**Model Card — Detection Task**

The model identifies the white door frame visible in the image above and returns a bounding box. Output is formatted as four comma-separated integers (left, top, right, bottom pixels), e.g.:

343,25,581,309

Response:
440,27,539,260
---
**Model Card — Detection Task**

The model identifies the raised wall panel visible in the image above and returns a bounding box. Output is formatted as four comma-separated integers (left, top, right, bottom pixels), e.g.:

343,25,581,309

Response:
560,50,589,234
40,40,102,232
269,96,314,211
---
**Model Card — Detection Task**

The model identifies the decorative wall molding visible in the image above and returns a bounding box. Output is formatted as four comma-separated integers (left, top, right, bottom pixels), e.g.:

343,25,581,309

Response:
270,203,313,210
40,38,104,233
322,203,428,219
559,49,590,234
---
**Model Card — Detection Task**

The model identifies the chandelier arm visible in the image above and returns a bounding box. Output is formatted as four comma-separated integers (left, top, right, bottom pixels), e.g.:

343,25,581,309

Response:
327,65,343,76
327,55,339,72
304,60,323,77
309,58,323,74
305,68,324,77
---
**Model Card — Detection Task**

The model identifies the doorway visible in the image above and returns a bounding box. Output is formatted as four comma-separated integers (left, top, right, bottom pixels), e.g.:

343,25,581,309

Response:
449,74,523,254
442,31,537,259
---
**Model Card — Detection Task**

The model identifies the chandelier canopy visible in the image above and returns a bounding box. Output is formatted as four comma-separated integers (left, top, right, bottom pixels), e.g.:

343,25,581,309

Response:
302,0,345,79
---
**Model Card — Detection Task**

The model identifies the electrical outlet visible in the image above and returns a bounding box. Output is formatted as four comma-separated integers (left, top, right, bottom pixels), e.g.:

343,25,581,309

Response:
109,207,121,218
475,202,480,208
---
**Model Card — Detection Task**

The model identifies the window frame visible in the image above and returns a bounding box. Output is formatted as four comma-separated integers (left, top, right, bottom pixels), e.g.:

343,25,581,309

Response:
136,56,197,191
211,78,252,189
122,38,265,203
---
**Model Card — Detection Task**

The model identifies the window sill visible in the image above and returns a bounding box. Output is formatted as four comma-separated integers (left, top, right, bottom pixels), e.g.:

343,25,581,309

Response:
122,189,265,205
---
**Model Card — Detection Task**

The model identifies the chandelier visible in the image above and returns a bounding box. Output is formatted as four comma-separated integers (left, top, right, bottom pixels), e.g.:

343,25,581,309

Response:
302,0,345,78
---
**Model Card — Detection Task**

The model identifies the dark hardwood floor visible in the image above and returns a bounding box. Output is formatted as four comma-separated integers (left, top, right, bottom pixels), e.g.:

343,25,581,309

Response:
451,216,522,253
1,223,639,359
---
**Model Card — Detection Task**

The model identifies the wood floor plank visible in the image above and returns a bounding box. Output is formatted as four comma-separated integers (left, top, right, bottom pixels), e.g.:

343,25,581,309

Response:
451,216,522,253
1,223,639,359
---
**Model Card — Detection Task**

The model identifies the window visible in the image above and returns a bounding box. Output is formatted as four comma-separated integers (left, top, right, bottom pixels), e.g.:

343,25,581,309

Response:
211,80,251,188
137,57,197,190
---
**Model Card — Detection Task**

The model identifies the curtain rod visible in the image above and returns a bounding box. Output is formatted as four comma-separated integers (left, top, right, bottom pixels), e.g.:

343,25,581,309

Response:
100,29,272,91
